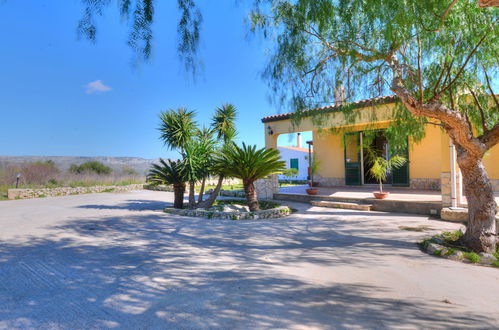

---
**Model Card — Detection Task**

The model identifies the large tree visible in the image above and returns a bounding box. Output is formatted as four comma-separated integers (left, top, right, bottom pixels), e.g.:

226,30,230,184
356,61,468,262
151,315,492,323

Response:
251,1,498,252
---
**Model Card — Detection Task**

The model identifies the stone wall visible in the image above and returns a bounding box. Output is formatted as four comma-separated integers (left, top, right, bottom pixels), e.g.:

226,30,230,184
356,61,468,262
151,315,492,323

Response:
254,175,279,199
8,184,144,200
409,178,441,190
314,175,344,187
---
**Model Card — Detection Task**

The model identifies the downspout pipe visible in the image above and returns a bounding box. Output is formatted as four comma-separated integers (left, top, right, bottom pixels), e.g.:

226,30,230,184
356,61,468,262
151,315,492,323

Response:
449,139,458,209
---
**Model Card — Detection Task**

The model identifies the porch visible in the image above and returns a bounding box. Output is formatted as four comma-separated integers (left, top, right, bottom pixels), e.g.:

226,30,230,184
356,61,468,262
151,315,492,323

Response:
274,185,499,216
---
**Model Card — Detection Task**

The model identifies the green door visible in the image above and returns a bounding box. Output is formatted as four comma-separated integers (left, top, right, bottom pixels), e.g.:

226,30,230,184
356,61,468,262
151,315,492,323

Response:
391,139,410,186
344,133,362,185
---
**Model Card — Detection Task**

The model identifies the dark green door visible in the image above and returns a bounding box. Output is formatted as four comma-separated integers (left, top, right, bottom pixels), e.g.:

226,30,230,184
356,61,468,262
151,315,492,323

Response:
344,133,362,185
391,139,410,186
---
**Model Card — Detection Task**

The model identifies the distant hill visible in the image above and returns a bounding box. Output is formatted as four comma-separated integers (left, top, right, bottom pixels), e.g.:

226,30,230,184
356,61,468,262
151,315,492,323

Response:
0,156,162,175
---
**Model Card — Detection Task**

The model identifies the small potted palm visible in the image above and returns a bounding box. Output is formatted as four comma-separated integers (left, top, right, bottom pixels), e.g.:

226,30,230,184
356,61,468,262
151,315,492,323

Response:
306,155,321,195
368,153,406,199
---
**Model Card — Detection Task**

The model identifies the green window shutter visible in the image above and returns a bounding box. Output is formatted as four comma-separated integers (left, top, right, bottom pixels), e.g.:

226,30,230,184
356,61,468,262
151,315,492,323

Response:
290,158,299,170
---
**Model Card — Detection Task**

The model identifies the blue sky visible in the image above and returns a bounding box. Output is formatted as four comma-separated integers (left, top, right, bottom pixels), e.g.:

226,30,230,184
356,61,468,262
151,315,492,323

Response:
0,1,311,160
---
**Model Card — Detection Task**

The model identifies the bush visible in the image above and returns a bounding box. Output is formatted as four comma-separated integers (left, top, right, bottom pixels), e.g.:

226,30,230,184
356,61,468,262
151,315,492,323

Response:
69,161,112,175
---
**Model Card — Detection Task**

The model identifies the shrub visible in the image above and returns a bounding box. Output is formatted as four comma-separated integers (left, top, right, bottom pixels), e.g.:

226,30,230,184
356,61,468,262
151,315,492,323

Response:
69,161,112,175
463,252,481,263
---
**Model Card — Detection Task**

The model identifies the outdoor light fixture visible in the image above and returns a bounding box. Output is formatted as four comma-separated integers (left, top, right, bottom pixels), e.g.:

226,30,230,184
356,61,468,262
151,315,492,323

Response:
267,125,274,135
16,173,21,188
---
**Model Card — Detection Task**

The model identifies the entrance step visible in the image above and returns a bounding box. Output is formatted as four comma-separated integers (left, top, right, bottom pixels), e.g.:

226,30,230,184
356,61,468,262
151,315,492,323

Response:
311,200,372,211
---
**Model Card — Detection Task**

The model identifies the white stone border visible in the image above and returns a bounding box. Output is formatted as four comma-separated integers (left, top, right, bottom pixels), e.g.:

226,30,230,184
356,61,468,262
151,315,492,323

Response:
164,205,291,220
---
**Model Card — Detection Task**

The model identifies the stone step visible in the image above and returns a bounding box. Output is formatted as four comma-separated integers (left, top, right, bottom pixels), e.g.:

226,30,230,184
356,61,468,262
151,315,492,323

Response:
311,200,372,211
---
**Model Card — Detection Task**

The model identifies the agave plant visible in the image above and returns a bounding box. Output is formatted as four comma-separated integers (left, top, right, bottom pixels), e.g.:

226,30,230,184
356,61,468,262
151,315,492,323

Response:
147,159,187,209
218,143,286,211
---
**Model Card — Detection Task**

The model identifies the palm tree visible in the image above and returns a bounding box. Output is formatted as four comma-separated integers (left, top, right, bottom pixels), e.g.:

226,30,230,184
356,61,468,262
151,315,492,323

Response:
182,136,215,208
147,159,187,209
158,107,197,153
198,104,238,209
218,143,286,211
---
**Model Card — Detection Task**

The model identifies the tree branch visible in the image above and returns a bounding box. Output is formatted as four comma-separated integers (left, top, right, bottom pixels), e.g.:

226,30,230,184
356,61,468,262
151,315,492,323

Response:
483,67,499,110
432,27,494,101
468,87,488,133
480,122,499,150
388,53,486,157
417,36,423,103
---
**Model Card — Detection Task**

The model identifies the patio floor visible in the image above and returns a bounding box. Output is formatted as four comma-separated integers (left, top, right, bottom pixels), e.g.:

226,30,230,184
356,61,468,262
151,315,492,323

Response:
279,185,441,202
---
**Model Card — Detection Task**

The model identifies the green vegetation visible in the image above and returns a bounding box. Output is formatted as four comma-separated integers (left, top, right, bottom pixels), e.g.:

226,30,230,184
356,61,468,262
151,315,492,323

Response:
463,252,481,264
282,168,298,179
154,104,238,209
367,151,406,194
216,143,286,211
69,161,112,175
148,159,187,209
399,225,432,232
251,0,499,253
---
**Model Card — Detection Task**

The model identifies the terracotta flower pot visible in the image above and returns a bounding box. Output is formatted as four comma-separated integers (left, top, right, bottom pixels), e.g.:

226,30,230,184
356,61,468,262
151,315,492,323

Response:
306,188,318,195
373,191,390,199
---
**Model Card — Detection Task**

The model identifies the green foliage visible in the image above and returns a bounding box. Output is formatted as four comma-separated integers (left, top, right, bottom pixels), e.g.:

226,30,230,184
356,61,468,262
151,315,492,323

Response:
463,252,481,264
441,230,463,243
158,108,197,152
492,261,499,268
251,0,498,150
77,0,202,72
282,168,299,178
217,143,286,183
69,161,112,175
147,159,188,186
212,104,238,143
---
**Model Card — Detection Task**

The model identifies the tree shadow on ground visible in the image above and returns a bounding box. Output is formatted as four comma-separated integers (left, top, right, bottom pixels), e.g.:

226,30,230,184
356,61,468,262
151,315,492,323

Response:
0,209,492,329
77,199,172,211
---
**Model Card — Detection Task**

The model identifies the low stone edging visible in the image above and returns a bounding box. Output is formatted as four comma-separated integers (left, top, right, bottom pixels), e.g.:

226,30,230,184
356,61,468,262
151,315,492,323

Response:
421,235,498,268
164,205,291,220
143,184,174,192
7,184,144,200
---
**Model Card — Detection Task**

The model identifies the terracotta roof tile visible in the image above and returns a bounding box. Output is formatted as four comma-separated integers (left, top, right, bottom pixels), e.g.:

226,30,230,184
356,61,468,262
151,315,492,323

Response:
261,95,398,123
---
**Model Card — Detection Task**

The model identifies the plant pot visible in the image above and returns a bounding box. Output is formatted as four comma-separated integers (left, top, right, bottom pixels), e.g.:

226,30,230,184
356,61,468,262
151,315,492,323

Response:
373,191,390,199
306,188,318,195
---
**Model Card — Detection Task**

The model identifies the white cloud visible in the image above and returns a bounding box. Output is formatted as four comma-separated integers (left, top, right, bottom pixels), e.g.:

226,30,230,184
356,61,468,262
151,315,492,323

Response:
85,80,112,94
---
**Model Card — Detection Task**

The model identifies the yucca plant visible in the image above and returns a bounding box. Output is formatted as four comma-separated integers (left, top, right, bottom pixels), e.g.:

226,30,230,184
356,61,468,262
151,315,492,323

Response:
147,159,187,209
218,143,286,211
158,107,197,153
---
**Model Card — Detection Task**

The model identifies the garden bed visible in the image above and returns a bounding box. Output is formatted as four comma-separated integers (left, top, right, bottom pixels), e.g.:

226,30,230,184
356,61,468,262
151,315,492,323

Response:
164,199,291,220
420,230,499,268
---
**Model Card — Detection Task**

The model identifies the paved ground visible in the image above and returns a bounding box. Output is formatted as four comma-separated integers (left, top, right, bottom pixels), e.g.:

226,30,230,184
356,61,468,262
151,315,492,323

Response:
0,190,498,329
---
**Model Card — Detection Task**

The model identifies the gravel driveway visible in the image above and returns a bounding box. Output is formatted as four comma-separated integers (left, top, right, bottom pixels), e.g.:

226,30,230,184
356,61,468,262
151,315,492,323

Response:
0,190,498,329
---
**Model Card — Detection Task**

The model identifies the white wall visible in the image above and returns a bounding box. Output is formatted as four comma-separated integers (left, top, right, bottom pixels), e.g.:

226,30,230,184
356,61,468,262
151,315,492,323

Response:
277,147,310,181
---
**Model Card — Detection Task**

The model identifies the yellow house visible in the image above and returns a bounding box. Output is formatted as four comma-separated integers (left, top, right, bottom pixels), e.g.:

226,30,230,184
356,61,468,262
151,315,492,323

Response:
262,95,499,207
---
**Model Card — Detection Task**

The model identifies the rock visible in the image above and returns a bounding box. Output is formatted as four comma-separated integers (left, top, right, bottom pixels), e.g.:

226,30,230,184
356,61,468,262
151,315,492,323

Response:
431,236,445,245
478,253,497,264
222,204,250,212
426,243,442,255
447,250,464,261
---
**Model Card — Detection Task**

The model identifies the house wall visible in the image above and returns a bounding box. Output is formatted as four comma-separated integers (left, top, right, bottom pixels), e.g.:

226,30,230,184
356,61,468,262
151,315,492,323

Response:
313,131,345,186
264,101,499,191
277,147,310,180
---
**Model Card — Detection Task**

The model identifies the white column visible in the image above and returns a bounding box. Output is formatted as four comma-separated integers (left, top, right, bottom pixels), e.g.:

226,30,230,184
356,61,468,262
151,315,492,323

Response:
449,139,458,208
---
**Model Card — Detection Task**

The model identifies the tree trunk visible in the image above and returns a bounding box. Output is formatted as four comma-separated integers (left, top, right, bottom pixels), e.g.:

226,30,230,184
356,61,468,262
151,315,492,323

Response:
197,177,206,205
173,183,186,209
197,175,224,209
188,181,196,209
457,152,497,253
243,180,260,211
